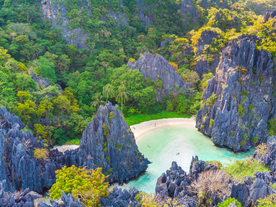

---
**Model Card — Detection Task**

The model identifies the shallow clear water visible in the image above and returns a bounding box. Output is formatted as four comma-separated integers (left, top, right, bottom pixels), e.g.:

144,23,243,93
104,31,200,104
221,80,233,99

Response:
115,125,254,193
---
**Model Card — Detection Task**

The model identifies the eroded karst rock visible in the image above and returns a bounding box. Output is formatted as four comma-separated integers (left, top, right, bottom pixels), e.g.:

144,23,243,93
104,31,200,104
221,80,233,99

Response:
128,52,192,101
196,34,276,152
59,102,150,184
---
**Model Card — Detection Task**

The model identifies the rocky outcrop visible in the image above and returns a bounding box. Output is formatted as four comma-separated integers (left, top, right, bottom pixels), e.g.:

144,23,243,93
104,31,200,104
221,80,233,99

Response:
0,102,149,194
196,34,275,152
38,192,82,207
156,155,276,207
194,30,220,78
100,187,141,207
0,107,63,193
59,102,150,184
180,0,198,27
262,10,276,23
155,157,216,206
128,52,192,101
31,74,51,87
41,0,128,49
136,0,154,26
0,180,41,207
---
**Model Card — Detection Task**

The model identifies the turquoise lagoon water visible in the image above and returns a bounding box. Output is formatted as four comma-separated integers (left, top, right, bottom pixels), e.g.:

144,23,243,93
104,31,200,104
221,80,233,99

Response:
116,125,254,193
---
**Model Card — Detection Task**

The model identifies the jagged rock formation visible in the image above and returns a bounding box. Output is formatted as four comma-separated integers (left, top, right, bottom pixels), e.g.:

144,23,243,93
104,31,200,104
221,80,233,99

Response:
156,154,276,207
0,180,42,207
59,102,150,184
31,74,51,88
0,102,149,194
196,34,276,152
180,0,198,27
262,10,276,23
41,0,128,49
136,0,154,26
0,107,62,193
155,157,216,207
128,52,192,101
194,30,220,78
100,187,141,207
38,192,82,207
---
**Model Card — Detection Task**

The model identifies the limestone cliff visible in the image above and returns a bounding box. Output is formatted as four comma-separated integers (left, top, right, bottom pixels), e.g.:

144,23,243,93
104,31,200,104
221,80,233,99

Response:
60,102,150,184
41,0,128,49
196,34,276,152
0,102,149,193
128,52,192,101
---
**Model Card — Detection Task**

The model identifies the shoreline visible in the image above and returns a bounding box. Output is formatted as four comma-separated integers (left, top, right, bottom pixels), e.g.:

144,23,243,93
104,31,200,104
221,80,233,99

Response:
53,117,196,152
130,117,196,139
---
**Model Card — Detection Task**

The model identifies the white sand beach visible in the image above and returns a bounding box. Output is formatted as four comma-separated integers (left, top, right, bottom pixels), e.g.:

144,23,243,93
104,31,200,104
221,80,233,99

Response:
53,145,79,153
130,117,196,139
52,117,196,152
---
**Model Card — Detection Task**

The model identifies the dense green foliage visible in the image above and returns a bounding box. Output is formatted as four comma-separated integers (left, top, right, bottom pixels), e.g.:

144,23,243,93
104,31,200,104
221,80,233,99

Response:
218,197,242,207
223,159,270,182
0,0,276,146
49,165,109,206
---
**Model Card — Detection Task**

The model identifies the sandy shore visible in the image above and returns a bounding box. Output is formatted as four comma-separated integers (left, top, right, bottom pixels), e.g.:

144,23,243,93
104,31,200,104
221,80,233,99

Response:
130,117,196,139
52,117,196,152
52,145,79,153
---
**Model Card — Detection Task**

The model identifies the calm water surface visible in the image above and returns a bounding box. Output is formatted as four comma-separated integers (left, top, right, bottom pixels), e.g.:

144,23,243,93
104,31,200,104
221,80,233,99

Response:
116,125,254,193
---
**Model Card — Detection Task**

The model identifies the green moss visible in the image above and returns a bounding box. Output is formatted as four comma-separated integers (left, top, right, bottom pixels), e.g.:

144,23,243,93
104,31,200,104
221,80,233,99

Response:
206,93,217,108
102,122,109,137
105,156,109,162
116,144,122,150
231,131,234,136
242,91,248,97
260,76,263,84
103,141,108,152
209,119,214,128
237,104,245,117
251,136,259,143
109,111,115,122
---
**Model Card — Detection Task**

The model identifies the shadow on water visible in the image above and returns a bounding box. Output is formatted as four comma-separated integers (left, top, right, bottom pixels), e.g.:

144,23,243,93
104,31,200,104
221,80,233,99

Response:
112,125,254,193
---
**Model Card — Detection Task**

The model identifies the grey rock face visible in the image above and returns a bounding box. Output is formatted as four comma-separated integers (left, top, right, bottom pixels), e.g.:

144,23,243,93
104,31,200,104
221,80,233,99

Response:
100,187,141,207
0,103,149,196
136,0,154,26
0,107,62,193
31,74,51,87
262,10,276,23
180,0,198,27
60,102,150,184
38,192,82,207
196,35,275,152
155,157,216,206
0,180,42,207
194,30,220,78
41,0,90,49
41,0,128,49
128,52,192,101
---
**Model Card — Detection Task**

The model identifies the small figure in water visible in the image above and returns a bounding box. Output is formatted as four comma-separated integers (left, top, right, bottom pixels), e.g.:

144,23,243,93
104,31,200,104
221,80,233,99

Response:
176,152,180,155
154,123,156,127
147,145,151,148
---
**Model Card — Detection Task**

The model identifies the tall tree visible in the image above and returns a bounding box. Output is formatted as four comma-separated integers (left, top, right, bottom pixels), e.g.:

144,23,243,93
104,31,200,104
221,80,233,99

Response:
116,83,129,113
103,83,115,105
91,93,105,108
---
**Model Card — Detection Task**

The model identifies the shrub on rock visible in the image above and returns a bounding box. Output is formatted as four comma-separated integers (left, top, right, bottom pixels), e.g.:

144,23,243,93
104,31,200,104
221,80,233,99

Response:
49,165,109,206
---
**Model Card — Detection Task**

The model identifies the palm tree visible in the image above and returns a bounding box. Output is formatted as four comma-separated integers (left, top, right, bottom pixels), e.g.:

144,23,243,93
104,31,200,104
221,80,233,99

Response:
103,83,115,105
91,93,105,108
116,83,129,113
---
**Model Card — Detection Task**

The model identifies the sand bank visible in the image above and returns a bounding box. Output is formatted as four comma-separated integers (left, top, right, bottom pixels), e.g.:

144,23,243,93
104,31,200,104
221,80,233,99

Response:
130,117,196,139
53,145,79,153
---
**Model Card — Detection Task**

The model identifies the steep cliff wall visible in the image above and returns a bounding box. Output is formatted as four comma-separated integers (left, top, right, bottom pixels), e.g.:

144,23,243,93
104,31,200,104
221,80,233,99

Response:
128,52,192,101
60,102,150,184
196,35,276,152
41,0,128,49
0,102,149,193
